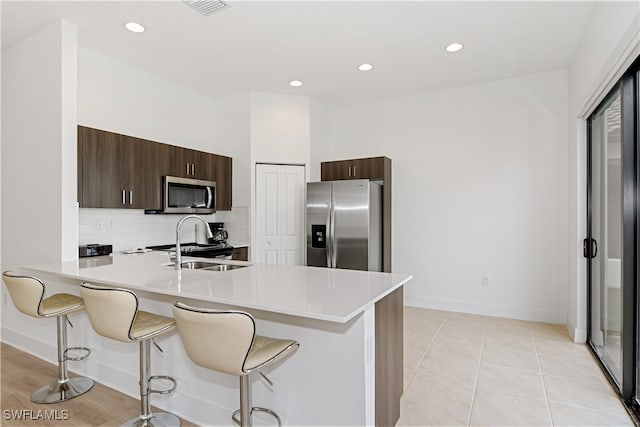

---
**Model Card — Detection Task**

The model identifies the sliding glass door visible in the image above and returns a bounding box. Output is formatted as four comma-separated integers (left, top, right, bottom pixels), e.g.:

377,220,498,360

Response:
586,56,639,416
588,89,623,385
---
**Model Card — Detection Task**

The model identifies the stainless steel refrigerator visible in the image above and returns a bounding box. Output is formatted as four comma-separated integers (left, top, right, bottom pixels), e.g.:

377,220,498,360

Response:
306,179,382,271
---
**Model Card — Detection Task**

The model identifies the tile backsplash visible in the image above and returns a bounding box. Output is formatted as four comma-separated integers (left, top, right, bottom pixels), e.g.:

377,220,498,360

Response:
79,206,249,252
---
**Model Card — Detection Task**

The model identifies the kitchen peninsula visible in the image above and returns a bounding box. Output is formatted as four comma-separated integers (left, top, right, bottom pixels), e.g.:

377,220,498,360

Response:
21,252,412,426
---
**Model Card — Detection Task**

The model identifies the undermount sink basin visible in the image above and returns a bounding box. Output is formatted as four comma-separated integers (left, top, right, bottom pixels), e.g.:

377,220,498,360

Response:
179,261,219,269
202,263,246,271
167,261,249,271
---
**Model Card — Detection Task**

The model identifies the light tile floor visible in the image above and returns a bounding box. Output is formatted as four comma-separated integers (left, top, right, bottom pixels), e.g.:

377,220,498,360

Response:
398,307,634,426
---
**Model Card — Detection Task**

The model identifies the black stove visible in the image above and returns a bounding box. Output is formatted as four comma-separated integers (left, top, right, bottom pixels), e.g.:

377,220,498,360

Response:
147,222,233,259
146,242,233,258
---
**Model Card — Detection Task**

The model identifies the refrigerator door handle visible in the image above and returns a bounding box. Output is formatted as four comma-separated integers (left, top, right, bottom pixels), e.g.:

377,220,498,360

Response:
330,200,337,268
326,199,333,268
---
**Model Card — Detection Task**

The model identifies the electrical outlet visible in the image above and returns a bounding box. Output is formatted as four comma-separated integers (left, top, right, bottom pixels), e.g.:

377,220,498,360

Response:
481,275,489,286
96,219,104,231
107,220,114,230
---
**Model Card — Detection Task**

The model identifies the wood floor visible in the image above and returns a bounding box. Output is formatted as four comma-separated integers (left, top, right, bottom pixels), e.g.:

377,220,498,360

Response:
1,343,197,426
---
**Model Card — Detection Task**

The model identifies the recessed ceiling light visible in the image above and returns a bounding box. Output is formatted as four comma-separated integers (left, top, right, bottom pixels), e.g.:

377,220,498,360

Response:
289,80,303,87
124,22,146,33
358,63,374,72
445,42,463,53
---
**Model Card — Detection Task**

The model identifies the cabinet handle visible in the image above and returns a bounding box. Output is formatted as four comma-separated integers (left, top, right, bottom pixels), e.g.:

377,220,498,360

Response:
353,165,356,176
186,163,190,175
191,163,195,175
348,166,352,177
129,190,133,205
122,190,126,205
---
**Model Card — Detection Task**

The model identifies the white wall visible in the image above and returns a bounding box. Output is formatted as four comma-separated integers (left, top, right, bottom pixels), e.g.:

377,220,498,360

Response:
250,92,311,166
324,70,570,323
1,19,78,344
1,20,78,270
211,93,251,207
309,98,331,181
566,2,640,341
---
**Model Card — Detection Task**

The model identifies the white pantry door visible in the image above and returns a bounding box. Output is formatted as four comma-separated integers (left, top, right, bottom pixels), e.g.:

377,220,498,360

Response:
255,164,305,265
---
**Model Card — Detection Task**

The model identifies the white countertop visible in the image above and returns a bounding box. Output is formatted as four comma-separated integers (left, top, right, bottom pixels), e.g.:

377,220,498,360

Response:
25,252,412,323
227,241,249,248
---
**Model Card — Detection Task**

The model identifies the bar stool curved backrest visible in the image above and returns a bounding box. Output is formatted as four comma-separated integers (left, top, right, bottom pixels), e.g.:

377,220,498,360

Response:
80,283,180,427
2,271,94,403
173,304,256,376
2,271,47,317
79,284,140,342
173,302,299,427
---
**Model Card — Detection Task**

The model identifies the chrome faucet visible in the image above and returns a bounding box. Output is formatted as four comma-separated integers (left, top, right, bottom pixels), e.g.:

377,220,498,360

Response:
175,215,213,271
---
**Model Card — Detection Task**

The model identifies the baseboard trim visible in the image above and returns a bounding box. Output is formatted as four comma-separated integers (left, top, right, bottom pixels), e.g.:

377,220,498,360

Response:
404,295,567,324
566,317,588,343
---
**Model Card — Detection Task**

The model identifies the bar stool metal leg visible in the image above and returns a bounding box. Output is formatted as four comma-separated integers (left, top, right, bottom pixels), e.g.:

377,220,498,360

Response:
240,375,251,427
232,374,282,427
31,315,94,404
122,339,180,427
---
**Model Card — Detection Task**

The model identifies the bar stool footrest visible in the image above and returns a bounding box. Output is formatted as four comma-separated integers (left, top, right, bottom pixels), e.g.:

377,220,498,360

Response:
148,375,177,395
122,412,181,427
232,407,282,427
64,346,91,361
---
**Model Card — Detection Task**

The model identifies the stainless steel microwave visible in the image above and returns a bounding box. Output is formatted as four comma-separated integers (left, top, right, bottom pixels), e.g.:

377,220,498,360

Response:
157,176,216,214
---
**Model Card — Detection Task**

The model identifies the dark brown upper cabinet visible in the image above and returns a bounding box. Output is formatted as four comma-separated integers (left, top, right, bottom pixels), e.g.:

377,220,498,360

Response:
78,126,159,209
168,146,216,182
321,156,388,181
78,126,233,211
215,154,233,211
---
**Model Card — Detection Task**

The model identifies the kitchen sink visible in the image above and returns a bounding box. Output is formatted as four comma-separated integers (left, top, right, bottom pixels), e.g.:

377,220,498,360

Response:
147,242,234,258
166,261,249,271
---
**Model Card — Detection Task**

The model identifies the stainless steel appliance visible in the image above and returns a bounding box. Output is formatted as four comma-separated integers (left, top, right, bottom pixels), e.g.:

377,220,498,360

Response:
207,222,229,244
146,176,216,214
306,179,382,271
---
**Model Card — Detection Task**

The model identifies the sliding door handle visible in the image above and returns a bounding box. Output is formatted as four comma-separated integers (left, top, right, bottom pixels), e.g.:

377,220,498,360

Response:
583,238,598,258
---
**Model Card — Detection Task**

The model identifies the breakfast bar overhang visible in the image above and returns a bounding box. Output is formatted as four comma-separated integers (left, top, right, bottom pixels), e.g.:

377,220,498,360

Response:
10,252,412,426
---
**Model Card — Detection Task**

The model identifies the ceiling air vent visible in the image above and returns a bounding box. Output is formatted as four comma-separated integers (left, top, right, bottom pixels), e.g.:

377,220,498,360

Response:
183,0,228,16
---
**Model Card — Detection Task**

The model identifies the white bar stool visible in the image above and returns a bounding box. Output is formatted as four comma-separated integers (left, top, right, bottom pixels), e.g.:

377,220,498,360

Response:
172,301,299,427
80,283,180,427
2,271,94,403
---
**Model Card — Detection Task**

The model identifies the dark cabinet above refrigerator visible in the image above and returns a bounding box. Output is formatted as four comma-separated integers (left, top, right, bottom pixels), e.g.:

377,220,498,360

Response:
320,156,389,181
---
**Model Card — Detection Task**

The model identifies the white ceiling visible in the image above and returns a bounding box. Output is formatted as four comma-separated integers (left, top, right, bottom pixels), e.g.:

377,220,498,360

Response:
2,1,596,108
